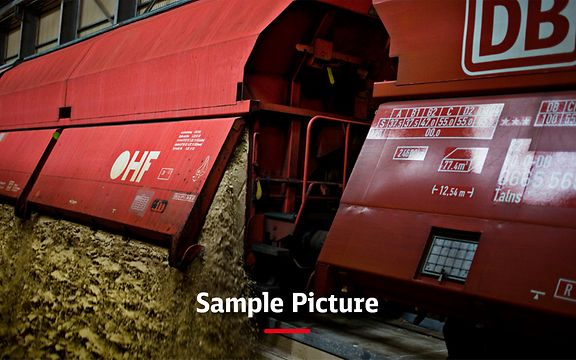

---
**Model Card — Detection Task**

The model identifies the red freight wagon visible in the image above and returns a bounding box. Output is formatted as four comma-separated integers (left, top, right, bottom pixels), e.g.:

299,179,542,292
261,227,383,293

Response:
317,0,576,356
0,0,390,266
317,91,576,356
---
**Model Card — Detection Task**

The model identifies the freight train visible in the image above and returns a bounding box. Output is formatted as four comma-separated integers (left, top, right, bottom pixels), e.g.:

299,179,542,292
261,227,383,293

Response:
1,0,575,357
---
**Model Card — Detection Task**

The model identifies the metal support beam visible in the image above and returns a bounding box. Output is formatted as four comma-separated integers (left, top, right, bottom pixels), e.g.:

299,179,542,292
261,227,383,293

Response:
0,29,6,65
116,0,137,23
94,0,113,22
0,0,25,20
144,0,158,13
59,0,79,45
18,6,37,59
0,19,8,65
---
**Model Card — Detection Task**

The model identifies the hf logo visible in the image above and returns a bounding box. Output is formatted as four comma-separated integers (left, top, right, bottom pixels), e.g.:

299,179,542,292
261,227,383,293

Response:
110,150,160,183
463,0,576,75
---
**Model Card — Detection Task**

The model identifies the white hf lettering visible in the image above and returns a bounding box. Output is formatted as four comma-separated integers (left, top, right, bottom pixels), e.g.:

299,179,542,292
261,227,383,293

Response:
110,150,161,183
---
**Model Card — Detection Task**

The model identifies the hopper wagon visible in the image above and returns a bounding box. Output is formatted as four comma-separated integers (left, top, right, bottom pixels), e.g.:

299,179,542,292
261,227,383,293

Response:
0,0,575,356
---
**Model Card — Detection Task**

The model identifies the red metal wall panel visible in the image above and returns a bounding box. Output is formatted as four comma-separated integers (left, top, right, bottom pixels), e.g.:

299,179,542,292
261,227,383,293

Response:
0,83,66,127
66,0,292,123
372,0,576,97
0,0,293,130
28,118,242,263
0,43,93,127
0,129,55,200
67,39,253,121
320,91,576,319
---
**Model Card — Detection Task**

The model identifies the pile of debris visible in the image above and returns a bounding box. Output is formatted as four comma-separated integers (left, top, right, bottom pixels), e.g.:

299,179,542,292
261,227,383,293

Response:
0,136,255,358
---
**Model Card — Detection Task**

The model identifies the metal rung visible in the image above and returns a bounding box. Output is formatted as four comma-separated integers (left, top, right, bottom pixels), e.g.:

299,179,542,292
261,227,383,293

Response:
252,243,290,257
264,212,296,222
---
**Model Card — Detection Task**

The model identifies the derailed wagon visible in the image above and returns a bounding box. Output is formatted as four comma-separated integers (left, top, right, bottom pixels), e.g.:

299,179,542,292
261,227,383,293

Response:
317,0,576,356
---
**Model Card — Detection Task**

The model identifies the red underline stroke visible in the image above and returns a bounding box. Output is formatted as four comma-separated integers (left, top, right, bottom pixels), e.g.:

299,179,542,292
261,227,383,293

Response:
264,328,311,334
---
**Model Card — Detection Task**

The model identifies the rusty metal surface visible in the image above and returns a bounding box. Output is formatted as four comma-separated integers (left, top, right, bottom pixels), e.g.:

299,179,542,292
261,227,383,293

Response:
0,129,55,201
372,0,576,98
28,118,242,264
320,91,576,320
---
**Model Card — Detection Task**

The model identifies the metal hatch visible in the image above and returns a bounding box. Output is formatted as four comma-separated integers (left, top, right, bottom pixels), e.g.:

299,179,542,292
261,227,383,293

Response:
0,129,56,202
27,118,244,266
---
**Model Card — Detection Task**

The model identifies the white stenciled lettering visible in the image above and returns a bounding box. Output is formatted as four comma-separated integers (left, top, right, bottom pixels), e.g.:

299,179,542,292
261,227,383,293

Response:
565,283,573,298
536,99,576,127
555,279,576,303
494,138,576,207
368,104,503,140
110,150,161,183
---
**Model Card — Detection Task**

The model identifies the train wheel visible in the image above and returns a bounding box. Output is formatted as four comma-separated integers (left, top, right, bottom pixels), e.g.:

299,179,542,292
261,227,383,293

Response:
443,318,488,359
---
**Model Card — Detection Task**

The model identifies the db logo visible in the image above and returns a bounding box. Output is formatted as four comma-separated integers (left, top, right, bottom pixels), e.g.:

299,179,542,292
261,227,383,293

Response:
110,150,160,183
463,0,576,75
